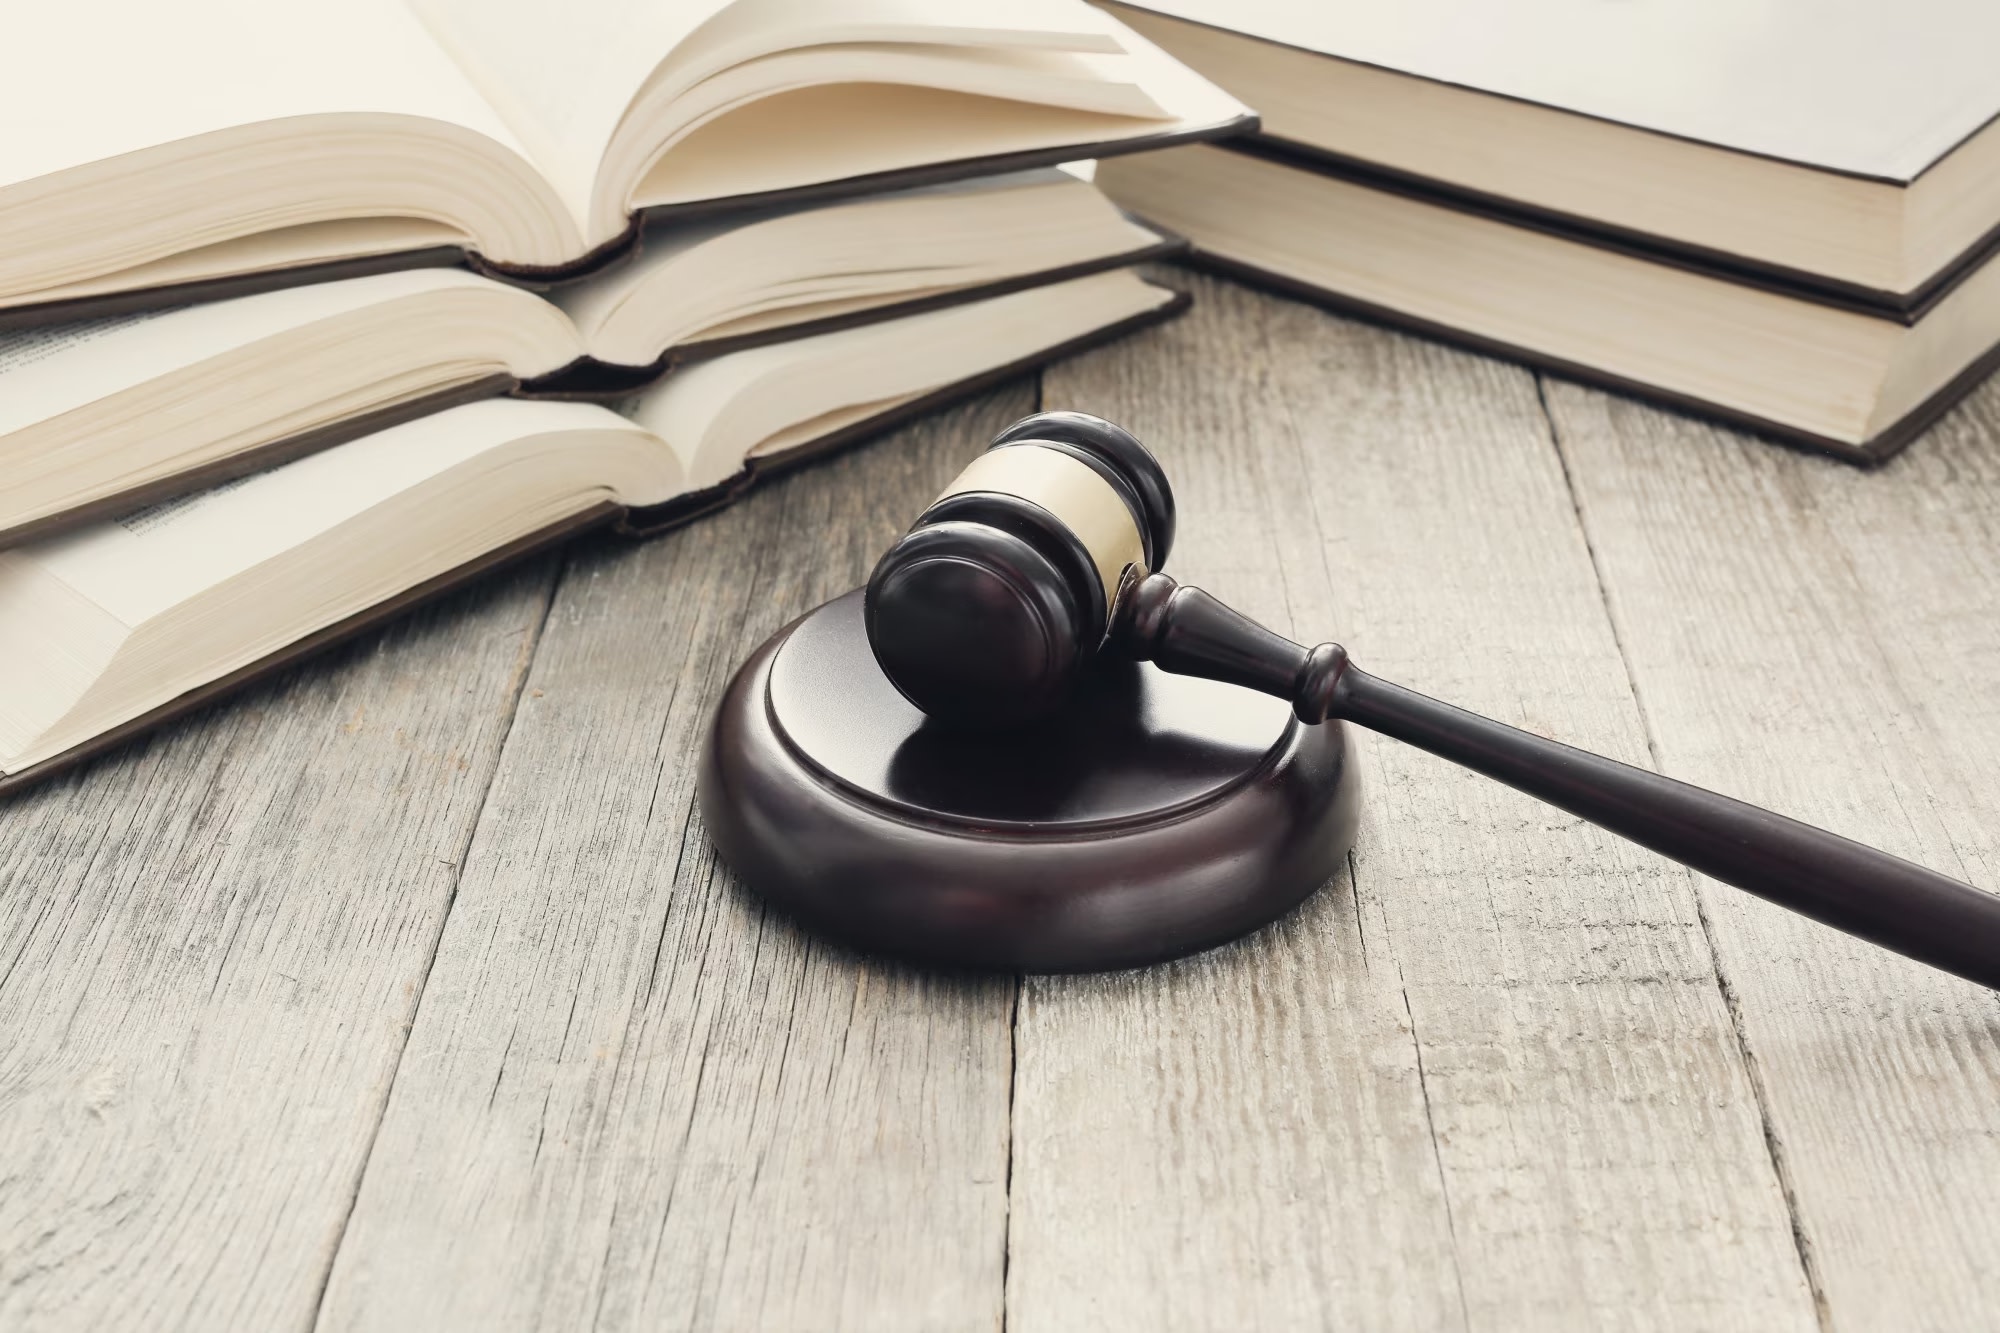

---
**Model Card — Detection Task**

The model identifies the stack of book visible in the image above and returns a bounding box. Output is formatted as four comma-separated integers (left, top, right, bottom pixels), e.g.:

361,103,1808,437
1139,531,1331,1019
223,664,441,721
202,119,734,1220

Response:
0,0,1250,792
1095,0,2000,462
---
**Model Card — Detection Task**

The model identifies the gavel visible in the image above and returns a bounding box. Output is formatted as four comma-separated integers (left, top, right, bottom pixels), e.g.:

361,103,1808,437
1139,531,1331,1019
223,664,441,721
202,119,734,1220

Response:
863,411,2000,989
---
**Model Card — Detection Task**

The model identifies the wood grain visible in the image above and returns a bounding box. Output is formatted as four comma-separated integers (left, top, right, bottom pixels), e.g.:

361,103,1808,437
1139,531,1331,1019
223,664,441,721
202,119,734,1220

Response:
313,391,1033,1333
1545,377,2000,1332
7,268,1996,1333
1015,274,1816,1332
0,560,561,1330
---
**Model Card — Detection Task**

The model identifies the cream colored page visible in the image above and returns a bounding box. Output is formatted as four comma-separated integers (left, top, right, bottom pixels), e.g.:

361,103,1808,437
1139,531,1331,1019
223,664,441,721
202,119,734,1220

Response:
629,21,1244,209
0,314,167,393
634,0,1129,119
660,42,1167,129
627,269,1166,484
409,0,1132,228
0,269,511,434
0,0,530,190
550,167,1088,336
16,219,468,309
409,0,739,225
21,398,624,628
548,219,729,333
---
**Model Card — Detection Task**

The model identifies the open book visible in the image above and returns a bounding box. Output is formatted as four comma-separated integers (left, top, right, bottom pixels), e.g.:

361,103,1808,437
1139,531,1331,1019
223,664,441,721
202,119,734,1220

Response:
0,168,1172,546
0,268,1185,792
0,0,1247,322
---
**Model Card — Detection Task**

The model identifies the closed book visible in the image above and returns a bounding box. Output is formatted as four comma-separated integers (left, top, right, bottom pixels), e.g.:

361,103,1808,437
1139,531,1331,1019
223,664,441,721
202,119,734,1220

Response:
1101,0,2000,315
1098,144,2000,459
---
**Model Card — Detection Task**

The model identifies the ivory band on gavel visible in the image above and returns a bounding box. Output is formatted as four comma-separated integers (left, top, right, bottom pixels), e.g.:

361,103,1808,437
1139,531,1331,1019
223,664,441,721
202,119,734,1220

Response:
933,444,1147,608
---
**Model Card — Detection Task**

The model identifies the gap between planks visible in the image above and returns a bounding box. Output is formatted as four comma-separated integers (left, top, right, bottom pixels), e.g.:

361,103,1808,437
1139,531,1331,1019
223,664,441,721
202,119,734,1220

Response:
1015,275,1815,1333
1530,374,1829,1332
305,549,572,1330
303,389,1028,1328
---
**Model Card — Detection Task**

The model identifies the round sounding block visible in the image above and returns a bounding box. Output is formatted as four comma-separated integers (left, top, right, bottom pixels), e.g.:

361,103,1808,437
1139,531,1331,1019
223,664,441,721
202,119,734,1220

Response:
697,590,1359,971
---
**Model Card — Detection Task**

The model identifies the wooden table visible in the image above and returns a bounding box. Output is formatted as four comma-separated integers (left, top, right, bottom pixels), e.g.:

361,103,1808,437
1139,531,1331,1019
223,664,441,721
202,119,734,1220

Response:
5,271,1999,1332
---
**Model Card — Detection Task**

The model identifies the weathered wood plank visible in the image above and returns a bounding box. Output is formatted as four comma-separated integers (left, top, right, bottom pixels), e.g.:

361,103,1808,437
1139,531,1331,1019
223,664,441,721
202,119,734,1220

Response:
315,391,1031,1333
0,560,561,1331
1016,274,1816,1331
19,278,1982,1333
1545,378,2000,1332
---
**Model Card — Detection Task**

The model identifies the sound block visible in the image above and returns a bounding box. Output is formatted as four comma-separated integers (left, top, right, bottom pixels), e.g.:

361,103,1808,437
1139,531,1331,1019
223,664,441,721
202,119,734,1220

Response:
697,590,1360,971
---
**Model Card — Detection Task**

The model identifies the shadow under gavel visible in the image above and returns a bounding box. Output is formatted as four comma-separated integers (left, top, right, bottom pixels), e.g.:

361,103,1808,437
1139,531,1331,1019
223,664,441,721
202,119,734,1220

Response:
862,409,2000,988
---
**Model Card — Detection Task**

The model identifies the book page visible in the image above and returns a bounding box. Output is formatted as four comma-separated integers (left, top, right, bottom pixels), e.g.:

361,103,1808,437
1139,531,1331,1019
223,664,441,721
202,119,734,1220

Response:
9,220,468,310
0,0,530,192
554,168,1156,360
550,167,1066,332
0,313,167,383
408,0,739,226
631,0,1129,127
627,20,1244,211
22,399,625,629
409,0,1137,229
0,269,515,437
625,269,1170,486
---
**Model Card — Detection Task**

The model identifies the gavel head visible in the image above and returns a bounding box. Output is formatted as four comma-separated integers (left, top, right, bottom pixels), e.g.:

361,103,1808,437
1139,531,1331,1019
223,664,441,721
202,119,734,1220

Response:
864,411,1176,726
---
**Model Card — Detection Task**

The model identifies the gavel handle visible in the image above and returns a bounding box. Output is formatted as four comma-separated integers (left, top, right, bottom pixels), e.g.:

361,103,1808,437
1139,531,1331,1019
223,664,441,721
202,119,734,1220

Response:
1335,665,2000,988
1115,572,2000,989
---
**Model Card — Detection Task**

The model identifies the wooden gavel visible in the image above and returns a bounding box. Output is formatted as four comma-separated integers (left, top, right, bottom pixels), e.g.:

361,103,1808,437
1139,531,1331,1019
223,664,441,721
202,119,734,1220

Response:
863,411,2000,989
